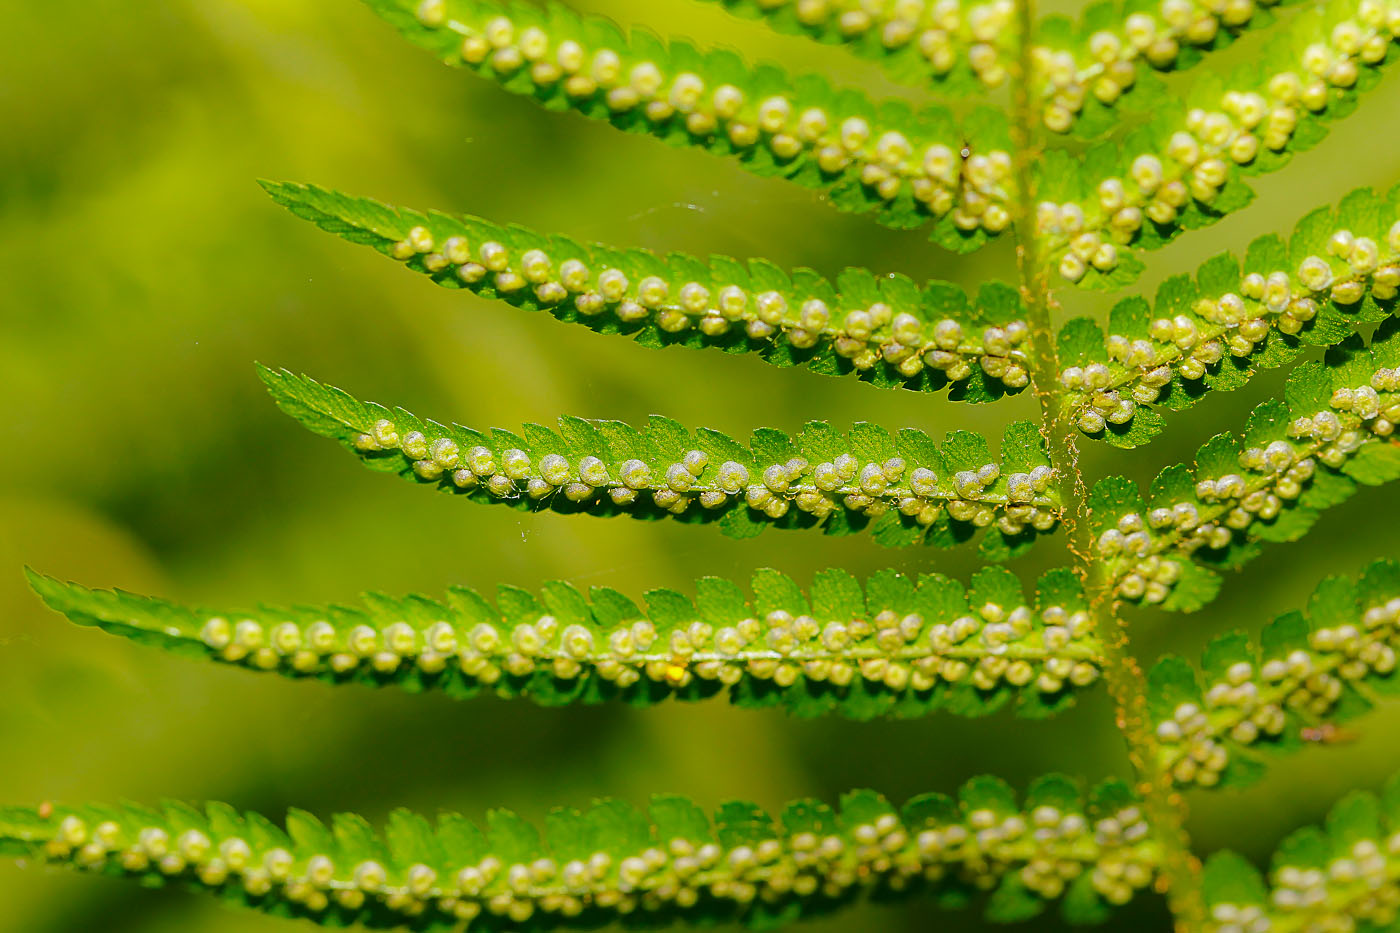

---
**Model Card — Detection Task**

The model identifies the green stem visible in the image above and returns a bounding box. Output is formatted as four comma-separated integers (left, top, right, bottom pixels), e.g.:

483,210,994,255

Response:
1006,2,1206,929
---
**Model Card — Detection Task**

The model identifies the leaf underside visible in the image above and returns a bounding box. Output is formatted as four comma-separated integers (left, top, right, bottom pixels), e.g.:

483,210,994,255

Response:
258,365,1063,558
1148,557,1400,790
26,564,1103,722
1,774,1156,931
1092,318,1400,613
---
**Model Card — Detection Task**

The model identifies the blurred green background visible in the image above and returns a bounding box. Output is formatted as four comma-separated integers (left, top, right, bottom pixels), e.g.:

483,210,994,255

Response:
2,1,1399,930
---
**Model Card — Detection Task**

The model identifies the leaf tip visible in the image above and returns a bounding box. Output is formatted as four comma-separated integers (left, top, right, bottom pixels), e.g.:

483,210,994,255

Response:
23,567,72,612
254,363,297,396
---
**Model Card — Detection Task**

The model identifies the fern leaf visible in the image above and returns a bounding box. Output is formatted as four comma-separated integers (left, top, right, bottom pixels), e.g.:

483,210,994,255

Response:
1044,1,1400,289
1146,557,1400,790
695,0,1301,140
0,776,1159,928
1036,0,1310,140
1091,317,1400,611
361,0,1014,250
27,565,1103,720
691,0,1008,93
1202,769,1400,931
259,366,1062,553
1058,186,1400,447
264,181,1033,400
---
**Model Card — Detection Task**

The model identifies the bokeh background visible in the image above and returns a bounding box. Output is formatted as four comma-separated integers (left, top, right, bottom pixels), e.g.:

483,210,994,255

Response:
2,1,1399,930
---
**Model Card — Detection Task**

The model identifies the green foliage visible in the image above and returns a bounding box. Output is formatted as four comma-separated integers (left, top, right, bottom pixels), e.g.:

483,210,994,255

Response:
267,176,1400,457
0,774,1159,931
1039,0,1309,140
1148,557,1400,789
259,365,1061,555
696,0,1309,140
1204,769,1400,931
361,0,1400,281
361,0,1015,248
9,0,1400,929
28,565,1103,720
1041,0,1400,288
264,181,1032,400
691,0,1007,90
1058,185,1400,447
1092,318,1400,611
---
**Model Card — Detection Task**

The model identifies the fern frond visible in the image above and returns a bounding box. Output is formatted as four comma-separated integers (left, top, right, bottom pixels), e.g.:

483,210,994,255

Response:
1145,558,1400,790
1201,770,1400,932
363,0,1015,251
262,182,1397,447
1058,187,1400,447
1042,0,1400,289
0,776,1159,929
354,0,1400,270
1091,317,1400,611
1036,0,1307,139
27,565,1103,720
259,366,1062,554
264,181,1032,399
695,0,1300,140
691,0,1013,93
